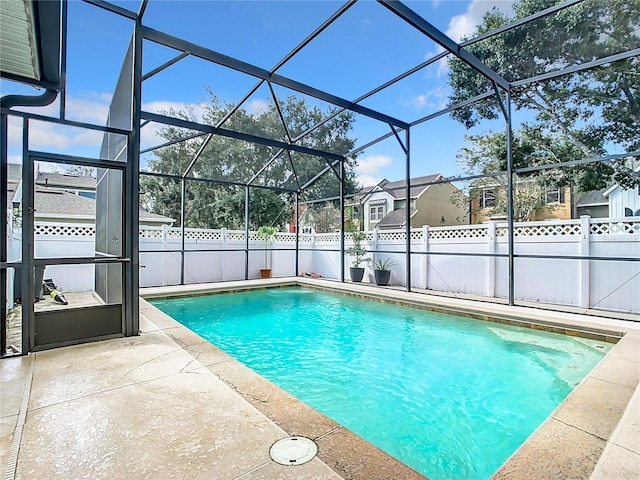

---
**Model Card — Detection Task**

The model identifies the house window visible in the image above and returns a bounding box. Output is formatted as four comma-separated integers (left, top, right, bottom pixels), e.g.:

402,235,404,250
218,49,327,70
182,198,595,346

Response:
480,189,497,209
370,205,386,222
394,199,406,210
624,207,633,217
543,187,565,204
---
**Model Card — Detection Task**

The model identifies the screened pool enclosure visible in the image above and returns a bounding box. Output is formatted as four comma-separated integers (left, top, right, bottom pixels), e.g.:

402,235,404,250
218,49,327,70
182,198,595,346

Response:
1,0,639,355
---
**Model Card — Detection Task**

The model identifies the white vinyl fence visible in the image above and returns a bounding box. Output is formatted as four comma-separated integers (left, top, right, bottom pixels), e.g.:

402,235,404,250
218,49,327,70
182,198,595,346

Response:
8,216,640,313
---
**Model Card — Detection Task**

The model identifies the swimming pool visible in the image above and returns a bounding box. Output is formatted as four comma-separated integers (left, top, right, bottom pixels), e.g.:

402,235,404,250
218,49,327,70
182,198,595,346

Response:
151,287,610,479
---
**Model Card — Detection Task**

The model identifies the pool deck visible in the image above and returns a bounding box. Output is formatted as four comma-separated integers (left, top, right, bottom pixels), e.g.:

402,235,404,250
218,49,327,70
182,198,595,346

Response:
2,277,639,479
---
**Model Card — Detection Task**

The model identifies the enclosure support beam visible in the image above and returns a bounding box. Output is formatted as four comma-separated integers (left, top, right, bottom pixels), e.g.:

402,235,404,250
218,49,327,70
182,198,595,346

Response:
340,159,345,284
345,89,495,157
0,113,7,356
138,0,149,19
142,170,297,193
22,120,34,353
82,0,137,20
141,111,344,161
248,149,286,185
299,158,342,191
141,26,409,129
0,108,130,136
180,178,186,285
59,0,68,120
511,48,640,88
216,81,265,129
378,0,510,91
123,20,142,337
505,90,515,306
459,0,583,49
244,186,250,280
516,151,640,175
141,132,208,155
286,151,301,190
295,192,300,278
142,52,189,82
183,134,213,178
404,128,411,292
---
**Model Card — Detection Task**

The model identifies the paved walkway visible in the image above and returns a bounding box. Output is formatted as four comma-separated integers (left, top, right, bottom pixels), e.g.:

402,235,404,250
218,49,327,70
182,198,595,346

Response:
1,314,343,479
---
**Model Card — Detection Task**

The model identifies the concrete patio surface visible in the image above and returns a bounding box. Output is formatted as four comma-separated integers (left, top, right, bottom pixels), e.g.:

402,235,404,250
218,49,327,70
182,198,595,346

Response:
1,325,344,479
2,278,639,479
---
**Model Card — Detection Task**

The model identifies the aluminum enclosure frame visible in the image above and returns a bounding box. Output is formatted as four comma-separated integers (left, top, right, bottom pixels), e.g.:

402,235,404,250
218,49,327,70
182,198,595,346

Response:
78,0,640,303
2,0,639,356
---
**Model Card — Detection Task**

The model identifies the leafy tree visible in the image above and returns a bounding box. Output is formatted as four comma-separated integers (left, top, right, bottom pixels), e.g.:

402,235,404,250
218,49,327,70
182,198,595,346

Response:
448,0,640,191
141,93,359,229
300,204,342,233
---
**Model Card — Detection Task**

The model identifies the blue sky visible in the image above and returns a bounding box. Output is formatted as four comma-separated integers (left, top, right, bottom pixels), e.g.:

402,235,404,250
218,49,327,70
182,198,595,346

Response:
3,0,516,186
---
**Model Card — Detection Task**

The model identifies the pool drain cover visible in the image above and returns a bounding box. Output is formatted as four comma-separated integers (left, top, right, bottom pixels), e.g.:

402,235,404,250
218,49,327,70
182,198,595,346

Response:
269,436,318,466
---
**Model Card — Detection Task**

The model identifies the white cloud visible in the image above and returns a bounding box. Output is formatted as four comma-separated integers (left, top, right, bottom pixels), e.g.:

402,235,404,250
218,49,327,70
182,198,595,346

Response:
429,0,514,77
446,0,514,43
6,93,113,152
65,96,110,124
355,154,393,186
400,86,449,112
142,100,190,115
245,99,269,115
357,174,382,188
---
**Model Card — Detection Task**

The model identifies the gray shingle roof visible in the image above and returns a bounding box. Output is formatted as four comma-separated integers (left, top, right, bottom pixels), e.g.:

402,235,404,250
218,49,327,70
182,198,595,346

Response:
36,188,96,216
378,174,442,199
36,172,96,189
575,189,609,207
7,186,172,222
376,208,416,227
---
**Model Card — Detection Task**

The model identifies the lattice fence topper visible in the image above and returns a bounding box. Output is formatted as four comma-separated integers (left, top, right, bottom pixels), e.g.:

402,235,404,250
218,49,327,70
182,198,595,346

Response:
35,224,95,236
184,230,222,240
166,229,183,240
519,224,580,237
274,233,296,242
139,229,163,238
429,227,488,239
496,223,581,237
34,218,640,240
378,231,406,241
227,232,246,241
590,219,640,235
316,233,341,243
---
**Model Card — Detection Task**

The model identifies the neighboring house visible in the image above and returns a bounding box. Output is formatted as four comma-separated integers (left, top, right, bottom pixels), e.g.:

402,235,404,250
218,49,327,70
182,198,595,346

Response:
36,172,97,199
353,174,468,231
603,168,640,217
470,178,572,223
574,189,609,218
7,165,174,226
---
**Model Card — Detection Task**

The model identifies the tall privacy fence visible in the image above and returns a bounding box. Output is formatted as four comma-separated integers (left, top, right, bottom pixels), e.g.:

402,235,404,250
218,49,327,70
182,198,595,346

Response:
8,216,640,313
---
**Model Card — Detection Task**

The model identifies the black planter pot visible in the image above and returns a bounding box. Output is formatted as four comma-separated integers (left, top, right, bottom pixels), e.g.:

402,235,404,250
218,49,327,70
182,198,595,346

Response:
350,267,365,282
374,269,391,286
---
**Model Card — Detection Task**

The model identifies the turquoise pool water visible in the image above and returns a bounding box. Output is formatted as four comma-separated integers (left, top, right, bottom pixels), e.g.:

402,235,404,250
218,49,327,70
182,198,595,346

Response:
151,287,609,479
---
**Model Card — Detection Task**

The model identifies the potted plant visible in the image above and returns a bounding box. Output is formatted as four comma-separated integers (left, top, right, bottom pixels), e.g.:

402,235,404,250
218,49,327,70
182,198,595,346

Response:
346,229,370,282
256,226,277,278
373,258,395,286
